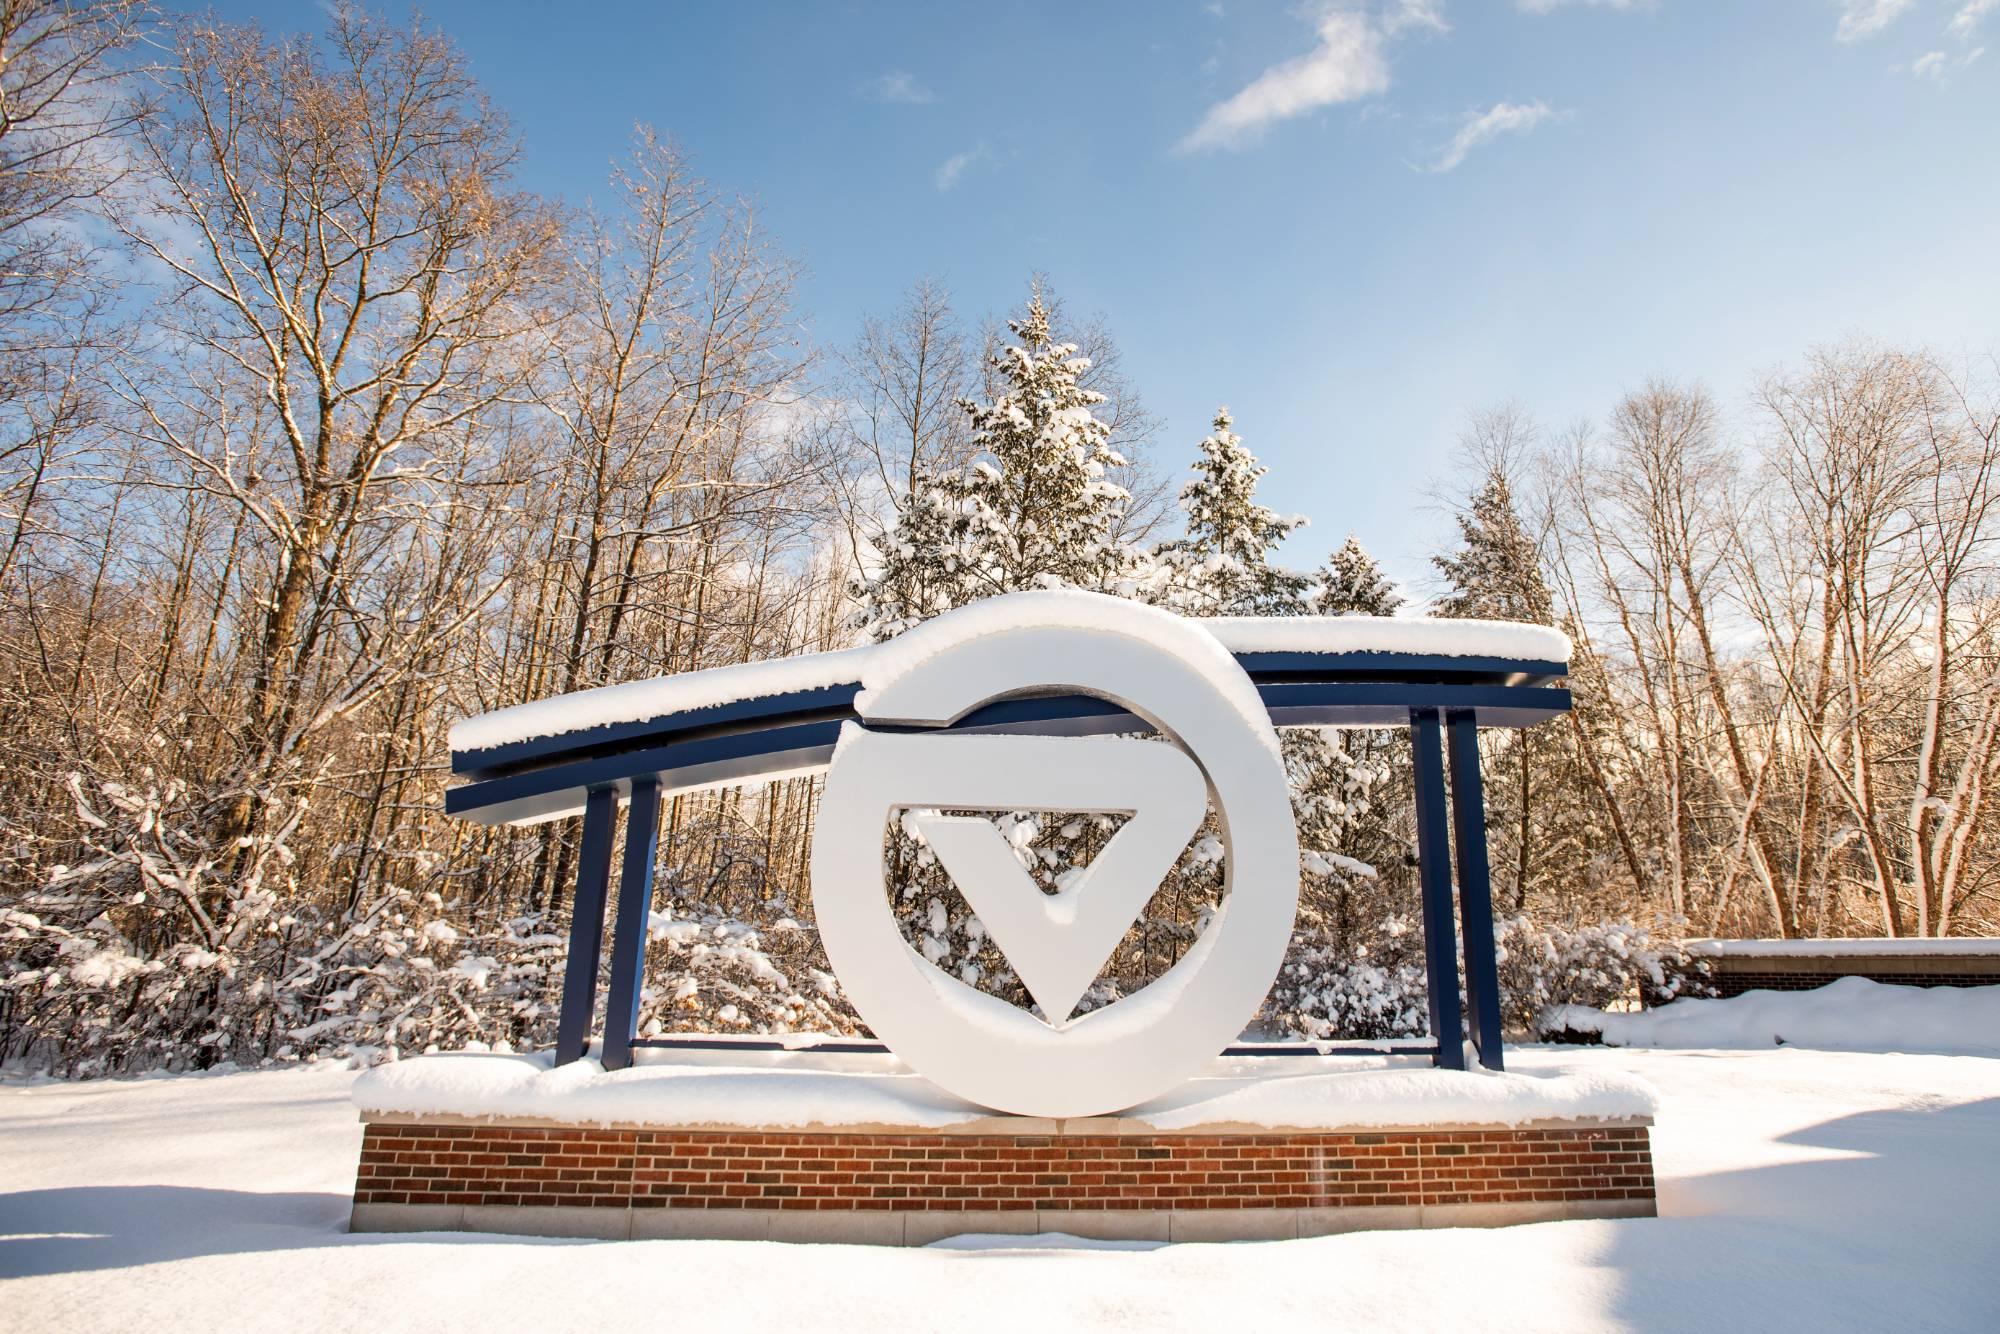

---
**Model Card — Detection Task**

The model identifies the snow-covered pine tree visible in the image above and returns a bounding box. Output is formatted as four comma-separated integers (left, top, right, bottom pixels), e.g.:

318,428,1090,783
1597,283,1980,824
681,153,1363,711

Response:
1314,534,1404,617
1432,468,1553,624
852,292,1138,642
1431,466,1601,914
1294,535,1409,942
1139,420,1422,1040
1264,533,1428,1040
1128,408,1316,991
1302,533,1408,945
1153,408,1309,616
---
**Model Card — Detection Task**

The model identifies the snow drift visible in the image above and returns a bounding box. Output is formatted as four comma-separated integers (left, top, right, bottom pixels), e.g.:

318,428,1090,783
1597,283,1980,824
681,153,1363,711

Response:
1547,976,2000,1055
351,1049,1659,1130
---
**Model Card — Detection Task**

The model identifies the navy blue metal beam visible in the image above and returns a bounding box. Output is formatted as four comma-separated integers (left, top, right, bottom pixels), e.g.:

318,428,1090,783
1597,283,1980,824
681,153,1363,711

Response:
1262,683,1569,731
445,683,1571,827
937,683,1572,737
451,652,1569,779
1410,709,1467,1071
445,720,845,827
454,684,862,781
600,776,662,1072
1447,710,1504,1071
554,786,617,1065
1232,652,1566,687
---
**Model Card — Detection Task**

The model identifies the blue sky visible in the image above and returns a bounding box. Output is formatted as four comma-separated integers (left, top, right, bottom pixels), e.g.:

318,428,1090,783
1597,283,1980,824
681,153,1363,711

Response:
214,1,1997,592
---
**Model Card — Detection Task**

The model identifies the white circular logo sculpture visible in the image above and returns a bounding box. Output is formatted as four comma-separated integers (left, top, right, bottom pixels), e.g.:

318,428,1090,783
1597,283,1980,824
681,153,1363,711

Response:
811,592,1300,1118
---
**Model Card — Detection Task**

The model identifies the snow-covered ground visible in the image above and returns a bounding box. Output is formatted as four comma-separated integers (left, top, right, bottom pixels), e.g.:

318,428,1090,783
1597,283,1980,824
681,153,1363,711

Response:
1550,975,2000,1056
5,1038,1997,1332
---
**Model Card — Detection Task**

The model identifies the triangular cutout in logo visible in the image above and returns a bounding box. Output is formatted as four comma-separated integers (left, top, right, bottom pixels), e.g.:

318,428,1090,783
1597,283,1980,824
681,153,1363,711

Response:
914,802,1203,1026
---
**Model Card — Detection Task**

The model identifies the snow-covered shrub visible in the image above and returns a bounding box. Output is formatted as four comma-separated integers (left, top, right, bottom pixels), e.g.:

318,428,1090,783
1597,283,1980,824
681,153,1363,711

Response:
2,771,314,1074
0,768,584,1073
1266,913,1432,1040
634,900,858,1037
1265,912,1709,1042
1,884,572,1074
1498,915,1709,1033
284,905,571,1061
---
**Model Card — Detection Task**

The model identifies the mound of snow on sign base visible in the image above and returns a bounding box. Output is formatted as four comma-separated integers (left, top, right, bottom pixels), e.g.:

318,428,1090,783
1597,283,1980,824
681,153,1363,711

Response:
1548,976,2000,1054
1129,1060,1656,1129
353,1050,984,1129
351,1049,1658,1129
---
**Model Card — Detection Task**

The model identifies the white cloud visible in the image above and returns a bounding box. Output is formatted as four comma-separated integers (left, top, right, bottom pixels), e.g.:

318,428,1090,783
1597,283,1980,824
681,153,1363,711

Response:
1948,0,1999,41
1177,6,1397,153
860,71,934,104
934,146,989,191
1899,43,1985,77
1516,0,1646,13
1834,0,1913,43
1384,0,1450,33
1424,99,1557,172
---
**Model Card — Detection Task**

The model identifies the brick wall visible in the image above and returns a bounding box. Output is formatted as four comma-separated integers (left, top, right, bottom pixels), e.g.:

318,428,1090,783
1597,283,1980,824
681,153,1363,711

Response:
1710,969,1997,997
353,1121,1654,1214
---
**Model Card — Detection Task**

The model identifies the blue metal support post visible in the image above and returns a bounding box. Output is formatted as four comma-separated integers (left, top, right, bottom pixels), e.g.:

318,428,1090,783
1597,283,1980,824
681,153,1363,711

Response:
1409,709,1466,1070
601,777,663,1072
1446,710,1504,1071
554,786,618,1067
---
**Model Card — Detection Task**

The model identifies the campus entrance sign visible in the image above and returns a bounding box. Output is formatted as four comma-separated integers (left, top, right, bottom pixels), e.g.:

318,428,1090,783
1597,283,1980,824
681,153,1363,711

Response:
443,590,1577,1118
813,598,1299,1117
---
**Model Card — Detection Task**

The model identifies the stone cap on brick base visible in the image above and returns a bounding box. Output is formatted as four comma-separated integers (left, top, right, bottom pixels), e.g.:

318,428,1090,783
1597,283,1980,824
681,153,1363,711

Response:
357,1109,1655,1137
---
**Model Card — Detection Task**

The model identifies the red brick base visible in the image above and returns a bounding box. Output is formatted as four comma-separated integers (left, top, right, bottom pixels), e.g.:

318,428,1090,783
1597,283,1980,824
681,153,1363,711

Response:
353,1119,1654,1218
1711,970,1997,996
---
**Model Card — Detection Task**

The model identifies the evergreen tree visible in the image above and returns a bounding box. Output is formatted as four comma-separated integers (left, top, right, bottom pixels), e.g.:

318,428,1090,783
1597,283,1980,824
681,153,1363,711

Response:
1432,469,1553,623
1432,465,1599,913
1143,421,1413,1003
1263,534,1429,1039
1153,407,1309,616
1291,535,1411,951
853,292,1137,642
1314,534,1404,616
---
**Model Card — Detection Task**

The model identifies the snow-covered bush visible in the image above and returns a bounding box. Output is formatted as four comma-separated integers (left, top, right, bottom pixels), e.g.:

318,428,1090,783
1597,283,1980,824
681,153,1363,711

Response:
1,885,572,1075
1266,913,1432,1040
634,900,858,1037
0,765,582,1073
284,906,571,1061
1264,913,1709,1043
1496,915,1711,1033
